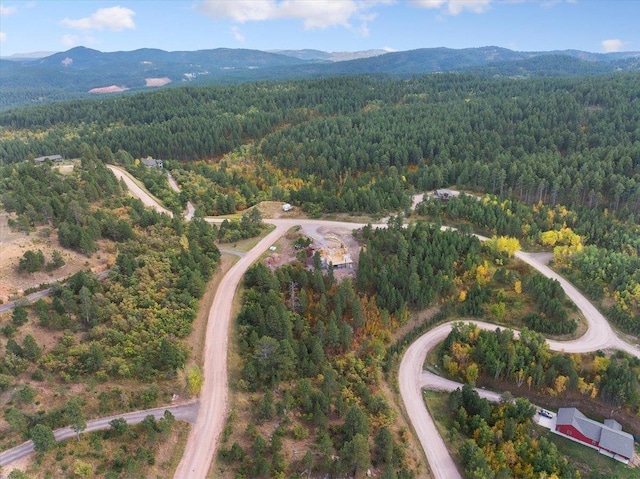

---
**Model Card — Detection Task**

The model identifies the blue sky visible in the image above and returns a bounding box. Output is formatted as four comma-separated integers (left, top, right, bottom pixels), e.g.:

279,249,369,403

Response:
0,1,638,57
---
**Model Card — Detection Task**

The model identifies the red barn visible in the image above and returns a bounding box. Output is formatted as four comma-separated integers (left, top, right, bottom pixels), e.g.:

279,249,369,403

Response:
555,407,635,464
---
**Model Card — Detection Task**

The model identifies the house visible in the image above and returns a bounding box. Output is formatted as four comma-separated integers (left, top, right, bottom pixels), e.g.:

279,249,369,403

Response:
141,157,163,168
320,249,353,270
434,189,455,200
34,154,63,164
282,203,293,212
555,407,635,464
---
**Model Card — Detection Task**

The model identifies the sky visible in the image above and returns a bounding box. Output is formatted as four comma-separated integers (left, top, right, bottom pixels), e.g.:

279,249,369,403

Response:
0,0,638,57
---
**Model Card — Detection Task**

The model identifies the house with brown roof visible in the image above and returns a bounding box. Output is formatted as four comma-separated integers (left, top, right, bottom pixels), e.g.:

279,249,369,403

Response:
555,407,635,464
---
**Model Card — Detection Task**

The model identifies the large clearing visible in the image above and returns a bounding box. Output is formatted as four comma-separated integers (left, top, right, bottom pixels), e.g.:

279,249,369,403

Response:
0,212,112,303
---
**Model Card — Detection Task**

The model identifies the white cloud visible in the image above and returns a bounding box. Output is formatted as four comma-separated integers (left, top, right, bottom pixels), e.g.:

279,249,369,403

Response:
0,4,17,16
278,0,359,29
61,6,135,31
410,0,491,14
231,26,245,42
199,0,277,22
0,32,6,43
601,39,628,53
198,0,393,32
60,33,95,49
61,34,80,47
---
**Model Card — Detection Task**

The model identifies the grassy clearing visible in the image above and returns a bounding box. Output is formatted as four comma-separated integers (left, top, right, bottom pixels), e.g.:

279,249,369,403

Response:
220,223,276,253
11,420,190,479
543,432,640,479
422,390,466,467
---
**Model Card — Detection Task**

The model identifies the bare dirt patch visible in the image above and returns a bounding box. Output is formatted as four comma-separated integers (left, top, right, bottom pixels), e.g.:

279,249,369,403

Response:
0,212,113,303
88,85,129,93
254,201,305,220
263,223,362,283
146,77,172,87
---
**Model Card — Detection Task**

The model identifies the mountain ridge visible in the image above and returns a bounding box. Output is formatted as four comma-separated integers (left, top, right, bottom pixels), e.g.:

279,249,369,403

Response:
1,45,638,111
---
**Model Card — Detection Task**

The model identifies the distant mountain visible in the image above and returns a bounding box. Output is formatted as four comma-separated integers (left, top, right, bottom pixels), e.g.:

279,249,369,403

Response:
37,46,308,70
545,49,640,62
269,49,388,62
1,51,57,60
1,45,638,111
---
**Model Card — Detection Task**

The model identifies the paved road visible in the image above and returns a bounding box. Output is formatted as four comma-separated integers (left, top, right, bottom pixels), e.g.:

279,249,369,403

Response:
0,401,198,467
420,371,503,403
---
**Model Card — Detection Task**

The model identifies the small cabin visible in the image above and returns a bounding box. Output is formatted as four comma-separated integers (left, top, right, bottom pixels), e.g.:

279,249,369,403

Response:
141,157,163,168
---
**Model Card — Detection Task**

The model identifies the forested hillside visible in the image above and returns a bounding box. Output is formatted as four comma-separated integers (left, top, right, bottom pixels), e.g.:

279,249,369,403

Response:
0,161,220,459
1,73,639,215
2,73,638,333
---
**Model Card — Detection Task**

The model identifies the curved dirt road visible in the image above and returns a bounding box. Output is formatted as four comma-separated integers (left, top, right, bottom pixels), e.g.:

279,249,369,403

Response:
400,305,640,479
516,251,640,356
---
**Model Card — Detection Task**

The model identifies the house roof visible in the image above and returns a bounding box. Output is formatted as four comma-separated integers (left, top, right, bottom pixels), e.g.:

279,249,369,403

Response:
34,154,62,162
557,407,635,459
141,157,159,166
556,407,583,426
600,427,635,459
604,419,622,431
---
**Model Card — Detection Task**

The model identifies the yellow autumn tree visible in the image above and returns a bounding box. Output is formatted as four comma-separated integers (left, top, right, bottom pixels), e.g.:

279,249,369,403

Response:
475,261,492,285
554,375,568,396
485,236,521,258
542,227,583,260
593,355,610,374
514,280,522,294
540,230,559,247
466,363,479,386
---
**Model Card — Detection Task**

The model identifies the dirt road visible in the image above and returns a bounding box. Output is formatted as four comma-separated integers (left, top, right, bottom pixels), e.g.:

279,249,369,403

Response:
516,251,640,356
106,165,173,217
167,172,195,220
173,223,290,478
